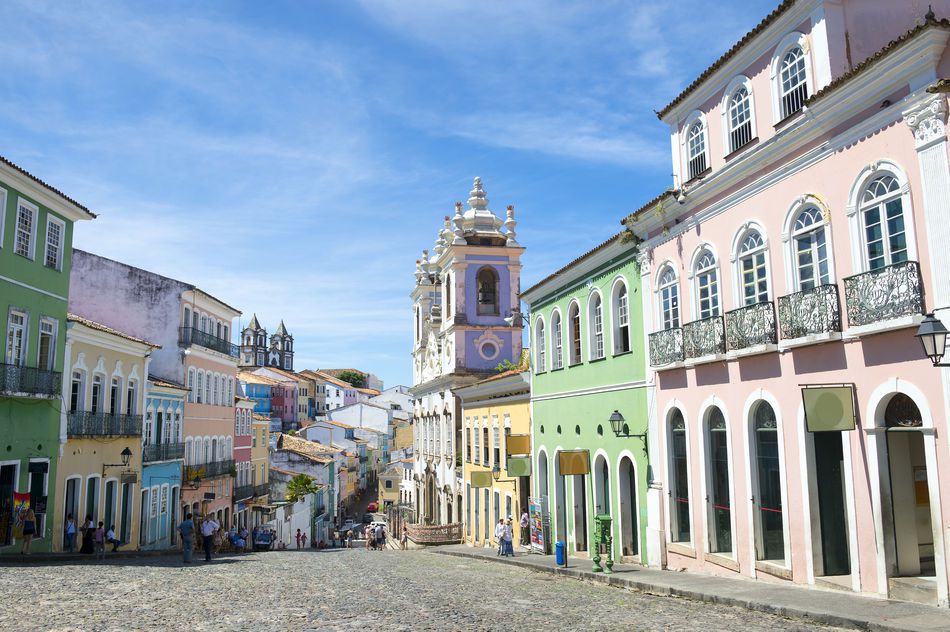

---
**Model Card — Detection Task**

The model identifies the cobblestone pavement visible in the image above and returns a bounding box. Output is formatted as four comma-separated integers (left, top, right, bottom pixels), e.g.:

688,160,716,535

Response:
0,548,846,631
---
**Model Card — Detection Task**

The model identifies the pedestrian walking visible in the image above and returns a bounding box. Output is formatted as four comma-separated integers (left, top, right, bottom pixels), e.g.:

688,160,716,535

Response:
346,529,354,548
80,515,95,554
401,525,408,551
365,525,372,550
332,530,340,548
94,521,106,560
502,519,514,557
376,524,385,550
106,525,122,552
64,513,77,553
201,516,220,562
494,519,505,555
520,510,530,546
295,528,302,549
178,513,195,563
301,532,307,549
19,507,36,555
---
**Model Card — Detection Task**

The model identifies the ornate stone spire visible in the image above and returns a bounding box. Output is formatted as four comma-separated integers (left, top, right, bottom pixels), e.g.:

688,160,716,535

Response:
504,205,519,246
415,259,425,285
467,177,489,211
452,202,467,245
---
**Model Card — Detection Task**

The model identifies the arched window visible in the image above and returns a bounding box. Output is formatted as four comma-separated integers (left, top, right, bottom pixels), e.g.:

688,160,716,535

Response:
476,267,499,315
568,302,582,365
738,230,769,305
706,406,732,555
216,322,222,339
752,401,784,562
861,175,907,270
70,370,86,413
535,318,546,373
183,306,191,330
728,86,753,152
686,121,707,180
779,46,808,119
588,292,604,360
187,368,195,403
551,310,563,370
884,393,923,428
184,438,193,466
199,315,208,333
668,409,690,543
612,280,631,354
694,249,719,319
658,267,680,329
792,206,829,290
212,375,219,406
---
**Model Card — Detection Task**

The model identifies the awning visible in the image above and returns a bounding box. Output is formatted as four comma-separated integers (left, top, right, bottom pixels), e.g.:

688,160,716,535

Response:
802,384,856,432
506,456,531,478
558,449,590,475
506,434,531,456
470,471,493,488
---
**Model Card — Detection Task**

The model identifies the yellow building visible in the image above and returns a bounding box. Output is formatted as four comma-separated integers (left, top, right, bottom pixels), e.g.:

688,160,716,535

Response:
53,315,159,552
458,369,531,549
249,413,270,529
392,420,413,456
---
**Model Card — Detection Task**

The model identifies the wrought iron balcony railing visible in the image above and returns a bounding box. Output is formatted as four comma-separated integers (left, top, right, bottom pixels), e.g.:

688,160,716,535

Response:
649,327,684,367
777,284,841,340
359,455,369,463
724,301,777,352
233,484,254,500
683,315,725,359
142,442,185,463
843,261,924,328
67,412,143,437
184,459,235,481
178,327,239,358
253,484,269,497
0,363,62,397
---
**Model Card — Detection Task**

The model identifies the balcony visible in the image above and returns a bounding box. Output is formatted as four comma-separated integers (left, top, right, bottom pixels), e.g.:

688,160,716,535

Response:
725,301,777,353
683,315,725,360
142,442,185,463
359,455,369,464
67,412,142,437
179,327,239,358
649,327,684,367
777,284,841,342
0,363,62,398
233,484,254,500
843,261,924,330
253,483,269,498
184,459,235,481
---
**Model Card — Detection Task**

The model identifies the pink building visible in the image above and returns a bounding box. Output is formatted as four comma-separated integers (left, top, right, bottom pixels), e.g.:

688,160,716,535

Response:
628,1,950,607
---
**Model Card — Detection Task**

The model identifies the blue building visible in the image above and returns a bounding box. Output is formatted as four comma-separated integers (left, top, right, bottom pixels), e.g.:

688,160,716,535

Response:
140,377,187,550
238,372,274,417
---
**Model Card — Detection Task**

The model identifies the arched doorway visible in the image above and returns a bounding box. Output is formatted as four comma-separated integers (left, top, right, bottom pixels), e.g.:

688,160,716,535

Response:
705,406,732,555
457,494,463,524
538,451,549,500
554,453,567,545
883,394,934,580
751,401,785,564
618,456,638,558
593,454,609,515
572,473,587,552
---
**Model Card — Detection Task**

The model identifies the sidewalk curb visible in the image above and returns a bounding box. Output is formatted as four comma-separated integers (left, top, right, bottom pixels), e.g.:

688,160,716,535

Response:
430,549,945,632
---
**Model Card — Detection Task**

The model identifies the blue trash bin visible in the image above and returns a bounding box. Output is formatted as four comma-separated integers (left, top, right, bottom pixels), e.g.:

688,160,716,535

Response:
555,540,565,565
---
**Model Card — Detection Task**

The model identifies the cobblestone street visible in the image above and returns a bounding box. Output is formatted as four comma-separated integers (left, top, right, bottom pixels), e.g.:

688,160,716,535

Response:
0,548,844,631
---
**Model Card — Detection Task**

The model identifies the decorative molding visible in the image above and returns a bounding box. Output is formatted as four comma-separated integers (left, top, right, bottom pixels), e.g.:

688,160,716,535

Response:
905,96,948,150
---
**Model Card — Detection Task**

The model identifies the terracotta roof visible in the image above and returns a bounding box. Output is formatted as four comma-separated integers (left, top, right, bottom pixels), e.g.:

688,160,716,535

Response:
478,367,530,385
306,370,354,389
275,433,339,462
319,419,355,429
238,372,280,386
269,465,297,476
148,375,188,391
250,367,301,383
807,13,950,106
657,0,796,118
252,414,270,422
356,387,381,396
68,313,161,348
0,154,97,219
523,233,629,298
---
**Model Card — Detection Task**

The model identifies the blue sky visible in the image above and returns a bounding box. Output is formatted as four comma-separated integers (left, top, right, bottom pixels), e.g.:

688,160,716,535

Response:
1,0,776,387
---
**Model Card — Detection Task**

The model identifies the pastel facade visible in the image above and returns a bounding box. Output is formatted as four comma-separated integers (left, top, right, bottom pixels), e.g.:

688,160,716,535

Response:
523,237,653,563
55,315,156,552
0,157,95,552
411,177,524,527
458,370,531,549
249,413,270,528
233,397,255,528
628,1,950,606
140,377,187,550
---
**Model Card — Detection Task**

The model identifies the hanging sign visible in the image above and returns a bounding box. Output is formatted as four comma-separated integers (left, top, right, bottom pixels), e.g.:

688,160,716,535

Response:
558,449,590,475
802,384,856,432
506,434,531,456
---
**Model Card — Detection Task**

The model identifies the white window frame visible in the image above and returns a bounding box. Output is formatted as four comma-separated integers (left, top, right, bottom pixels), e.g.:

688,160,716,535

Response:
14,198,38,260
655,264,681,330
611,277,631,354
587,290,605,361
689,245,721,320
730,222,772,308
5,308,28,366
769,32,813,124
550,308,563,370
719,75,756,156
782,195,835,292
534,316,546,373
567,300,583,365
681,111,710,182
43,215,65,271
0,187,7,249
845,161,918,274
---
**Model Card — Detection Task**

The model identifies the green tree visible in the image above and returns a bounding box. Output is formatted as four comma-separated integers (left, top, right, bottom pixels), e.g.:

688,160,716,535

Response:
336,370,367,388
285,473,320,503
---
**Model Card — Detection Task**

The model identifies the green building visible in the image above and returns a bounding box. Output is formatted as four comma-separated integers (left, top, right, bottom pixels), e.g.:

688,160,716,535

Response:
522,233,654,565
0,157,95,552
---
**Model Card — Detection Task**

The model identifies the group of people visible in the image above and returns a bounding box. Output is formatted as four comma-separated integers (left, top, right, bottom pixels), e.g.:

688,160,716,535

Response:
62,512,122,559
364,523,386,550
176,513,221,563
294,528,308,549
494,518,515,557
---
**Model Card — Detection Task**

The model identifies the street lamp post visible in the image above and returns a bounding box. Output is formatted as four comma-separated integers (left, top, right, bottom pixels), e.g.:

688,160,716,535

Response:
915,311,950,366
607,410,649,456
102,447,133,477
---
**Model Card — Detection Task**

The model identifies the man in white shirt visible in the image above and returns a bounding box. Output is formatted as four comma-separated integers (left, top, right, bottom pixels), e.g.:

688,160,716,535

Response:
201,517,220,562
494,519,505,555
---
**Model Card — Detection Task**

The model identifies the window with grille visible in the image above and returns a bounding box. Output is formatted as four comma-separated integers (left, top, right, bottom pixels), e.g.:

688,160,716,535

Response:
695,251,720,318
15,202,36,258
780,46,808,119
44,218,64,270
658,268,680,329
861,175,906,270
728,87,752,152
738,231,769,305
792,207,829,290
686,122,707,180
